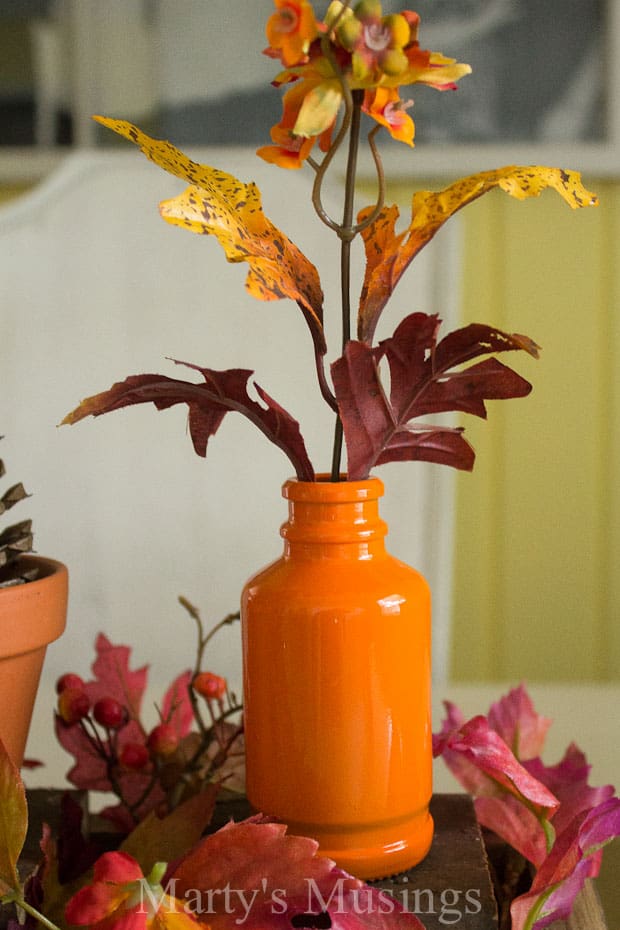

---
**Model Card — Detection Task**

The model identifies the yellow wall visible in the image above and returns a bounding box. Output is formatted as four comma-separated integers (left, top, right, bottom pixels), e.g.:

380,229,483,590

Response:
0,185,31,205
451,180,620,681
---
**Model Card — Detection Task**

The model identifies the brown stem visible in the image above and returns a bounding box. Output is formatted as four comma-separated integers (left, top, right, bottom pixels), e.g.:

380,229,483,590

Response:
316,345,338,412
330,89,364,481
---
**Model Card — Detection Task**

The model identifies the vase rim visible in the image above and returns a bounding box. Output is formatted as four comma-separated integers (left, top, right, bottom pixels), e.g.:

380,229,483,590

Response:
283,474,384,502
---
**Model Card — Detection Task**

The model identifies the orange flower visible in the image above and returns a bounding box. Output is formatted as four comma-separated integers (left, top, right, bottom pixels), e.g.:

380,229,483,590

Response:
258,4,471,167
363,87,414,145
257,70,335,168
265,0,320,67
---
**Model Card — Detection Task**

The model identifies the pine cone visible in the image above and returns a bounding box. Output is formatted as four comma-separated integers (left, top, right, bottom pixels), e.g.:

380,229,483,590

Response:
0,442,37,587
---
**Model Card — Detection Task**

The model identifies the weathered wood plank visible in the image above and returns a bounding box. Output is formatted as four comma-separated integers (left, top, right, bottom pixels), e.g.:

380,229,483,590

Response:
212,794,498,930
5,791,608,930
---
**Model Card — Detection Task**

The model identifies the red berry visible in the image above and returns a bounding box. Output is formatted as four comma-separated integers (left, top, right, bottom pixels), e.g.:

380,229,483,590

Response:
56,673,85,695
147,723,179,757
57,687,90,725
193,671,227,701
93,697,126,730
119,742,149,771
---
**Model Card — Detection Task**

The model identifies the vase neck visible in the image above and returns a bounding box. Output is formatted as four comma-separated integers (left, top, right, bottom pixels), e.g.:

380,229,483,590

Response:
280,477,387,558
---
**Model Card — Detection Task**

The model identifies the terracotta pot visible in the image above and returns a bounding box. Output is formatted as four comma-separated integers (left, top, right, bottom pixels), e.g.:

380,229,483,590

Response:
242,476,433,879
0,556,68,766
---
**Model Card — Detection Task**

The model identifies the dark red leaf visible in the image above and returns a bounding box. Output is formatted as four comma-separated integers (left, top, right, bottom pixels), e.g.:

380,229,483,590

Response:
331,312,536,479
63,363,314,481
56,794,104,884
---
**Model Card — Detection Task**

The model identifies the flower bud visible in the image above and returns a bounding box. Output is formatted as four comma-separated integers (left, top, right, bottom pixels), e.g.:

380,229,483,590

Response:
354,0,382,20
379,47,408,76
383,13,410,49
337,16,362,50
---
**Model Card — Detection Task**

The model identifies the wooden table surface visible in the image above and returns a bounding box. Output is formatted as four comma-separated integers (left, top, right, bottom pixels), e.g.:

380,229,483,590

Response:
9,789,608,930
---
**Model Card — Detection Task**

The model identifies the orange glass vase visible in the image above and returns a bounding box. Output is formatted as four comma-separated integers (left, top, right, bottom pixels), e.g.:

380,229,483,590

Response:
241,475,433,879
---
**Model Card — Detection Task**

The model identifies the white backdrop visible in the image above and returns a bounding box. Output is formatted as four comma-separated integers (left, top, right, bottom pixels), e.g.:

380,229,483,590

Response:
0,149,461,768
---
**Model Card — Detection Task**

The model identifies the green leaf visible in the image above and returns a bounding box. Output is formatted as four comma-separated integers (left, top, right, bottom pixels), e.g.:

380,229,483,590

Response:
120,785,219,873
0,737,28,896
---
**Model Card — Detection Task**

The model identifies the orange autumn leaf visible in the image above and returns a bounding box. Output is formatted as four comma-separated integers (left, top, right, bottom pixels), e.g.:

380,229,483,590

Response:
94,116,326,355
357,166,598,345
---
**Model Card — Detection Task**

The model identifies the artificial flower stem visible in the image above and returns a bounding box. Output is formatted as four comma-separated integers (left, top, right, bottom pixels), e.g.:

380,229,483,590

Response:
521,888,555,930
4,894,62,930
331,89,364,482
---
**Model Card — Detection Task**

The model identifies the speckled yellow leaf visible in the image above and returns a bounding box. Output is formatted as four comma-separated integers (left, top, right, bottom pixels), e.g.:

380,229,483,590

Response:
358,165,598,344
94,116,326,354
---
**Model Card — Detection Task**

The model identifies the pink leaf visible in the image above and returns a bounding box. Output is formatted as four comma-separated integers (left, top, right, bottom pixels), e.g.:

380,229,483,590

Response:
55,713,164,829
171,820,426,930
97,775,167,833
487,684,552,761
510,798,620,930
331,313,537,479
475,795,548,868
55,714,115,792
86,634,148,723
55,635,149,792
64,364,314,481
433,715,559,816
161,671,194,738
433,701,489,796
55,635,168,828
525,743,615,836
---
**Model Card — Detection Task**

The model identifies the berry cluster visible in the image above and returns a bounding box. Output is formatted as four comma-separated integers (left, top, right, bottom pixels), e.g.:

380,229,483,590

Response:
56,674,182,771
54,601,243,828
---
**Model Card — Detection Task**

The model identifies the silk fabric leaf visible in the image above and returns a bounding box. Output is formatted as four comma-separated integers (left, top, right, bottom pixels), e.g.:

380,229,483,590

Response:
120,785,219,873
94,117,326,355
63,364,314,481
510,798,620,930
161,670,194,739
358,166,598,344
487,684,553,761
172,819,426,930
331,312,536,479
436,715,559,816
525,745,615,837
87,633,148,721
0,738,27,896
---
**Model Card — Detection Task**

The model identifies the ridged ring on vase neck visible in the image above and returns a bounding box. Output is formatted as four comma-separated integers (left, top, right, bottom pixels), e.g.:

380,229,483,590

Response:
281,475,388,546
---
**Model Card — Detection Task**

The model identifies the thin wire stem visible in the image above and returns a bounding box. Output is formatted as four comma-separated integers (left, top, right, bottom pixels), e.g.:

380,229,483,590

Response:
330,89,364,481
